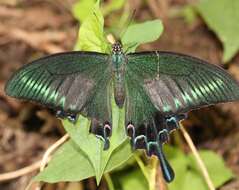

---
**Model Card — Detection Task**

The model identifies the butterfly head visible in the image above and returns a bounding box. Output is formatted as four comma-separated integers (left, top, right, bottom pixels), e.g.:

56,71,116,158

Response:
112,42,123,55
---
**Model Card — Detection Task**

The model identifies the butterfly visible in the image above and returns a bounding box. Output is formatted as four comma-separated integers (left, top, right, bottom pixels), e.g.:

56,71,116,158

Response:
5,42,239,182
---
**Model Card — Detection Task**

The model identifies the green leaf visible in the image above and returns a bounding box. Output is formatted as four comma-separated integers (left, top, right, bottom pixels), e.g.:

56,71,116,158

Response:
74,0,109,53
102,0,125,16
167,147,234,190
188,150,234,188
72,0,95,23
165,146,189,190
70,0,132,184
35,139,133,183
196,0,239,62
63,95,131,184
72,0,125,22
121,19,164,52
113,168,148,190
180,171,205,190
181,5,198,24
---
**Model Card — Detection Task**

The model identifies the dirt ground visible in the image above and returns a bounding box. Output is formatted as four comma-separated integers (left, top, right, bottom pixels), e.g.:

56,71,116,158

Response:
0,0,239,190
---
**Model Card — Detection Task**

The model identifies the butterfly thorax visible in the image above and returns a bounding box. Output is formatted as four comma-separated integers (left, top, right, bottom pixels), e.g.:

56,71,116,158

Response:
111,42,126,108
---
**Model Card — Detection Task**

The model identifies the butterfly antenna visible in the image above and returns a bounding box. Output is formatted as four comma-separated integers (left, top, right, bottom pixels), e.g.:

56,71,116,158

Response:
124,42,138,54
119,9,137,40
93,11,112,52
93,11,100,24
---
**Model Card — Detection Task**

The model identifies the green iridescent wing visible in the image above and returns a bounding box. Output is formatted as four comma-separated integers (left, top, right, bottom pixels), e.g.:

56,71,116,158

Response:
125,51,239,182
5,52,112,123
126,51,239,120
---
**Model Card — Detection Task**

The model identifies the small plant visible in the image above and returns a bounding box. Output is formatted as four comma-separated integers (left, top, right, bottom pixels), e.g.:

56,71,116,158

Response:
4,1,236,190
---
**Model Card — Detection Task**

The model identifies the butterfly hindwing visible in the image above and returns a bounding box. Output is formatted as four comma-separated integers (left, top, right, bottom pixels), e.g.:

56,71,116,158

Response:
5,51,112,123
126,51,239,182
125,70,157,126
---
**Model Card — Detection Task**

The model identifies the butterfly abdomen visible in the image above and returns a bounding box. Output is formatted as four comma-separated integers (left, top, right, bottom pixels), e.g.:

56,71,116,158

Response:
113,75,125,108
111,45,126,108
113,62,126,107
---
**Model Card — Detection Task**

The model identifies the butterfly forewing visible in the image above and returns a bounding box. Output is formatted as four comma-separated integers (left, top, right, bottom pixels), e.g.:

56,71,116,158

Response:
126,51,239,118
5,51,112,122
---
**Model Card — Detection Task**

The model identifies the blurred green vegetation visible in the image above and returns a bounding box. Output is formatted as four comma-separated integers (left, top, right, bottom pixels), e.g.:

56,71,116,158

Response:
183,0,239,62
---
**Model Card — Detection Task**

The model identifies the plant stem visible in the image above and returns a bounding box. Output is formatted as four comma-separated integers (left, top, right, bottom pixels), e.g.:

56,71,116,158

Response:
156,165,168,190
104,173,115,190
134,153,160,190
180,123,215,190
0,161,41,182
40,134,69,171
148,156,158,190
134,153,149,180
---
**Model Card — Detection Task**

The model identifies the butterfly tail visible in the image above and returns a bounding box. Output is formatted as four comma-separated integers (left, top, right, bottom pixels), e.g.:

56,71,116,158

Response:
148,142,175,182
